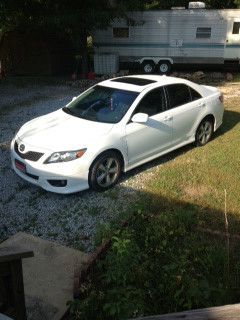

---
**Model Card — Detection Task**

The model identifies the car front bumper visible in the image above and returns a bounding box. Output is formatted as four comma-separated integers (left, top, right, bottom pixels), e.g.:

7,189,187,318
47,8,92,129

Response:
10,140,90,194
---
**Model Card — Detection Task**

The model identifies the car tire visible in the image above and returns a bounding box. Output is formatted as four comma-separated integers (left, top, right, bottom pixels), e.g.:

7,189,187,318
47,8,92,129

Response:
142,61,155,74
195,118,214,146
89,151,122,191
158,61,172,74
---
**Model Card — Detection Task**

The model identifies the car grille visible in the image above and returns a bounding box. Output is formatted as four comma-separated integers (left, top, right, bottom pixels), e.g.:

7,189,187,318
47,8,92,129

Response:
14,141,44,162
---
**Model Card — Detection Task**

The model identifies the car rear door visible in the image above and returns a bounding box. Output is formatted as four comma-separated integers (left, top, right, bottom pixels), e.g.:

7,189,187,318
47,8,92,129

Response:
165,84,204,145
125,86,173,166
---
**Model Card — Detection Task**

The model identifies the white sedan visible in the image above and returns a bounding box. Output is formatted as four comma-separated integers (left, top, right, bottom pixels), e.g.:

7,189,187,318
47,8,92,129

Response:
11,75,224,194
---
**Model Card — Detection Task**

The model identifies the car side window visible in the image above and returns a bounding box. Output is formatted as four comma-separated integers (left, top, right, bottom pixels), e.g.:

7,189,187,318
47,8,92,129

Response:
189,86,202,101
134,87,166,117
166,84,192,109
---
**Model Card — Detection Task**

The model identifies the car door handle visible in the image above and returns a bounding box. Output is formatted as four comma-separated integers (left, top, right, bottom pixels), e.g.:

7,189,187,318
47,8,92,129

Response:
198,102,206,108
163,116,173,122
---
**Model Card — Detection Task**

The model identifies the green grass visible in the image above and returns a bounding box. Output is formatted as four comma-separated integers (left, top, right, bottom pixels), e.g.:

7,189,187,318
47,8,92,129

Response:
69,77,240,320
88,206,104,216
146,87,240,234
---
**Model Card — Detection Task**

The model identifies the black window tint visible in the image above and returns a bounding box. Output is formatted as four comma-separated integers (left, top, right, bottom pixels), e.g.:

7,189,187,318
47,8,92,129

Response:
135,87,166,116
233,22,240,34
111,77,156,86
196,27,211,38
65,85,139,124
189,86,202,101
166,84,191,109
113,27,129,38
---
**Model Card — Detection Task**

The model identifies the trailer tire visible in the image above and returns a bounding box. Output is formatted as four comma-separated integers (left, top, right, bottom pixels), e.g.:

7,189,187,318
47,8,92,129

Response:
142,61,155,74
158,61,172,74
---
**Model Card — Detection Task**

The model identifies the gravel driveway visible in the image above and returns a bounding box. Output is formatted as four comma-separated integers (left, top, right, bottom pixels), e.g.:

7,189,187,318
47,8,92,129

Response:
0,78,158,251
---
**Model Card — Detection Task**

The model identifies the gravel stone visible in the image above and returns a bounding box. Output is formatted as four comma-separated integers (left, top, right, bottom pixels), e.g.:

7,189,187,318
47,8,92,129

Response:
0,79,166,252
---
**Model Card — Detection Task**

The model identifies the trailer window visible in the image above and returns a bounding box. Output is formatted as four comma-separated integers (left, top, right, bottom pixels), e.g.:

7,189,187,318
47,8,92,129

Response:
113,27,129,38
196,27,211,38
232,22,240,34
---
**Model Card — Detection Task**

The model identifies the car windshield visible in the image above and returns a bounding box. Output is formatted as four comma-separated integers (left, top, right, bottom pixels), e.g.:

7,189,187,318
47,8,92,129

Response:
63,85,139,124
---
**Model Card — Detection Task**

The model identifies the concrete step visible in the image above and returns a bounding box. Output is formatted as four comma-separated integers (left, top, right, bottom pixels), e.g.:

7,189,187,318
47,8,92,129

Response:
0,232,89,320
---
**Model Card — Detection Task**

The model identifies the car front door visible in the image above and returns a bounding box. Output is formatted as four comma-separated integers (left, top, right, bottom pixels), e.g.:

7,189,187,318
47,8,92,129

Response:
165,84,203,145
125,87,173,166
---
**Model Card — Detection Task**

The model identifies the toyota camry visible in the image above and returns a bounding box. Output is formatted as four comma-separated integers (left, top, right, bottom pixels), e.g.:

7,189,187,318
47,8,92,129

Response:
11,75,224,194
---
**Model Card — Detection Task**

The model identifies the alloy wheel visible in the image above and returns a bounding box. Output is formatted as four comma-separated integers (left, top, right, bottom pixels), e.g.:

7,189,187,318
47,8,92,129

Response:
96,157,119,187
89,151,122,191
196,120,213,146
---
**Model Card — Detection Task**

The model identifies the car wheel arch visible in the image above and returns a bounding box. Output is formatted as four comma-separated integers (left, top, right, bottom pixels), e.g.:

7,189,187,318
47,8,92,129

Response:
200,114,215,129
88,149,125,191
195,114,215,146
89,148,125,172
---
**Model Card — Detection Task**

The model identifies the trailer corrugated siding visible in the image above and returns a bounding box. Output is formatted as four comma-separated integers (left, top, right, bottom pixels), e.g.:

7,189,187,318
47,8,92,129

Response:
93,9,240,65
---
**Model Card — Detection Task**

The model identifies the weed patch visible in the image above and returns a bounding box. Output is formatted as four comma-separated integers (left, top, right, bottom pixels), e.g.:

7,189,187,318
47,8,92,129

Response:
69,207,240,319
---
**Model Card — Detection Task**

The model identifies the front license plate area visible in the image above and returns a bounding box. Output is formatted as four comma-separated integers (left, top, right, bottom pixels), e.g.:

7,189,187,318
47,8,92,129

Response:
15,159,26,173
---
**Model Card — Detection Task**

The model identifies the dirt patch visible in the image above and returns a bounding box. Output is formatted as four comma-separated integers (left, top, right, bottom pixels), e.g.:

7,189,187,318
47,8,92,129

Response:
183,185,208,198
219,82,240,96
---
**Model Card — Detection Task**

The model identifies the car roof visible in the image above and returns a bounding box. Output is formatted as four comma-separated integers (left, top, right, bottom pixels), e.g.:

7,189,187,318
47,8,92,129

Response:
98,75,193,93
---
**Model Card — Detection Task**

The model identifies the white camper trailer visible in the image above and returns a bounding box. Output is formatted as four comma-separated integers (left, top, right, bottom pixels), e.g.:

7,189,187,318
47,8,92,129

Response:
93,5,240,74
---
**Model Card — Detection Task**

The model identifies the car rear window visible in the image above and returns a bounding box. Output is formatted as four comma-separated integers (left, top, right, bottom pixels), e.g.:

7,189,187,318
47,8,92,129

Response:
189,87,202,101
166,84,192,109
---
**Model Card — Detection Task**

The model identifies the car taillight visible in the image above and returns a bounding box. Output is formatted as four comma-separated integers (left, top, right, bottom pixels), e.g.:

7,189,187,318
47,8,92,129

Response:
219,94,224,103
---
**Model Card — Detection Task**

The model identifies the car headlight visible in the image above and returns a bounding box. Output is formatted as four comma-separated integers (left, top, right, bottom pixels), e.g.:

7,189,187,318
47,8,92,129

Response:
44,148,87,164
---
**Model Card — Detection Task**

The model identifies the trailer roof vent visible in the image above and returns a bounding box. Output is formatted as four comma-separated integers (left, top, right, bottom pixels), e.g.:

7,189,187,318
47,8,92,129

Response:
188,2,206,9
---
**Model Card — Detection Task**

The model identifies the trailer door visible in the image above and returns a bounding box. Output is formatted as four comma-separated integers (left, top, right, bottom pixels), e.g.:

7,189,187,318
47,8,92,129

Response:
224,19,240,60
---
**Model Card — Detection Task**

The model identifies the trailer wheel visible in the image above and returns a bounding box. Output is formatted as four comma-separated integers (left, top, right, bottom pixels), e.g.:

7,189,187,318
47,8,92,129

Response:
142,61,155,74
158,61,172,74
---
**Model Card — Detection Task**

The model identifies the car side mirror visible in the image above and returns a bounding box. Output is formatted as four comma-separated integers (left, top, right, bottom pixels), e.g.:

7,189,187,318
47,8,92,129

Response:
72,96,77,102
131,113,149,123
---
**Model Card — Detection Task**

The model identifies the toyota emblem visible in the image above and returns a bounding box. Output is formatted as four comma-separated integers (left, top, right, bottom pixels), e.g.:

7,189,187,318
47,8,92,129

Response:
19,143,25,153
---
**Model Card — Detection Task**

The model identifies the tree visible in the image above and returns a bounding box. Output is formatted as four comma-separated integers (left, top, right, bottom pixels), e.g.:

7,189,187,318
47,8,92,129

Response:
145,0,236,9
0,0,237,74
205,0,236,8
0,0,147,74
235,0,240,7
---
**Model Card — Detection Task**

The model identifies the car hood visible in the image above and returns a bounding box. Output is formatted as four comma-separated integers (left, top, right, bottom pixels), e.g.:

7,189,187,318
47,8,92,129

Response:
16,109,114,151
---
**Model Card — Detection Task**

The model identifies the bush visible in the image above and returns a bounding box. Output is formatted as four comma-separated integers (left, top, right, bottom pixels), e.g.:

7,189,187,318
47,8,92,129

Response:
69,208,231,320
